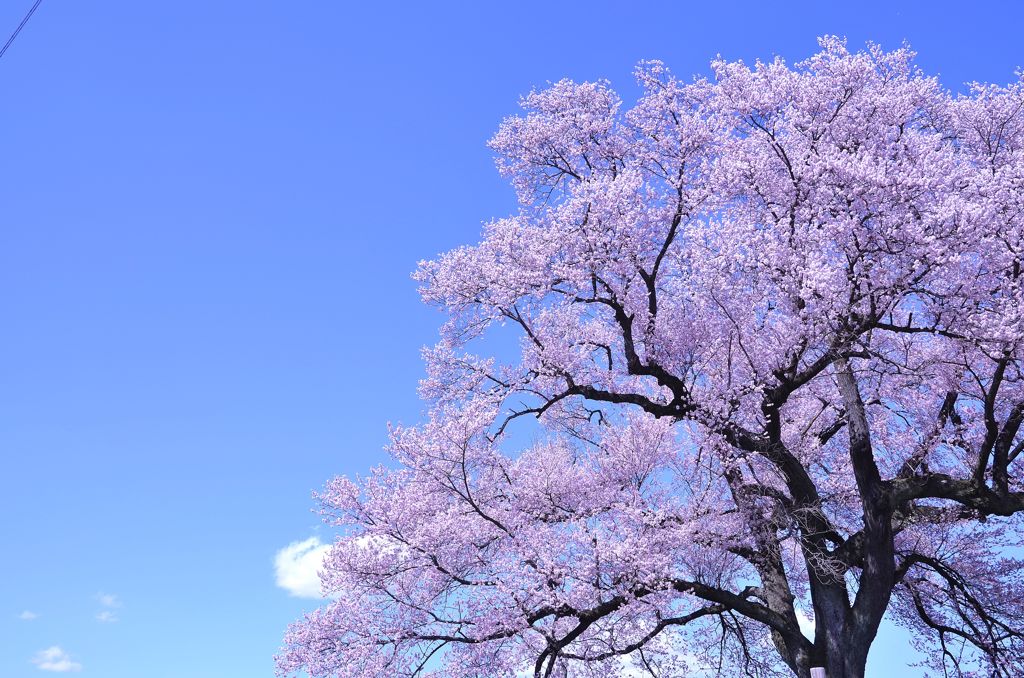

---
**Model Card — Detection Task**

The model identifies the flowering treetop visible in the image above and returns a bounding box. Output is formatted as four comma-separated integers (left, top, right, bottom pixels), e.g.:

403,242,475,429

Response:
278,38,1024,678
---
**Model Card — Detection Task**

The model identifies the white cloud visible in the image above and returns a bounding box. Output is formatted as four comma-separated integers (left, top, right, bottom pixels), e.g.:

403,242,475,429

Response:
797,608,816,638
95,610,118,623
32,646,82,673
274,537,331,599
95,592,120,608
19,610,39,620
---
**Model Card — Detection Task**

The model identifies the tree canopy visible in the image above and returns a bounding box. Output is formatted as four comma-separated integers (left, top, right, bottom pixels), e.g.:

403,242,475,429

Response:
277,38,1024,678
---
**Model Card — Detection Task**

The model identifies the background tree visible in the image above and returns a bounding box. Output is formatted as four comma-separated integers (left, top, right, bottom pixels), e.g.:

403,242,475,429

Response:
277,38,1024,678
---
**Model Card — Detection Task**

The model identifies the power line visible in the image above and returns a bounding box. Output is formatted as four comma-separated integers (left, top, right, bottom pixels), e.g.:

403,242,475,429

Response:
0,0,43,61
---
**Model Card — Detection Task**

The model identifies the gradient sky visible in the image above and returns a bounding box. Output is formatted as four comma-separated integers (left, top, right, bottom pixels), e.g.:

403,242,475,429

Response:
2,1,1023,676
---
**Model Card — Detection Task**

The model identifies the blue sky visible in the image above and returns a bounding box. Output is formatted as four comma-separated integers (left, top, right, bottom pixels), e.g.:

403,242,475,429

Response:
1,1,1022,676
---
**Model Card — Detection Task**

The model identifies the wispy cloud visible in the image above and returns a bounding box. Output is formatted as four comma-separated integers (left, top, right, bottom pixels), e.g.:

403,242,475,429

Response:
32,647,82,673
94,591,121,622
19,610,39,621
95,592,120,608
274,537,331,599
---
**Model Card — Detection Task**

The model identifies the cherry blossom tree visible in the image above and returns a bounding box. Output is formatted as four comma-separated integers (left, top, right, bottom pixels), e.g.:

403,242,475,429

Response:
277,38,1024,678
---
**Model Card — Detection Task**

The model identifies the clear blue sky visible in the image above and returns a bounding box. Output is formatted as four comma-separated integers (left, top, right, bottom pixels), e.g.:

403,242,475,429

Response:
2,1,1022,676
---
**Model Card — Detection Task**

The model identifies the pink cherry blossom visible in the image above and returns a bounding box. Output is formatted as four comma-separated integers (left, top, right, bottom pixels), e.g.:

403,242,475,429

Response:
278,37,1024,678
